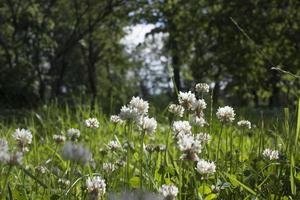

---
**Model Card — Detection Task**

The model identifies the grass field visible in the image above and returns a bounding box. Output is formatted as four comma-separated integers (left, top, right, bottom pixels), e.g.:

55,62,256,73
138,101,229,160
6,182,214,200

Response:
0,88,300,200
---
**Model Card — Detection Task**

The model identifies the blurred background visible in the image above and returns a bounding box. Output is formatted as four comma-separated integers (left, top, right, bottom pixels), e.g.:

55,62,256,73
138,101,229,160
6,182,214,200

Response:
0,0,299,113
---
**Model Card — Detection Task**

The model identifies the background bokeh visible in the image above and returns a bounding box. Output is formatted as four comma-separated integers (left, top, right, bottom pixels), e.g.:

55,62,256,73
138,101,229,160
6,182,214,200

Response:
0,0,299,112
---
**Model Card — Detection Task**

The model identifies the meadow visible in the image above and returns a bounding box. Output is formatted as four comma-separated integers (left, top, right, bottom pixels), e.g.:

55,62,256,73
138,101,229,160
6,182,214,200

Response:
0,83,299,200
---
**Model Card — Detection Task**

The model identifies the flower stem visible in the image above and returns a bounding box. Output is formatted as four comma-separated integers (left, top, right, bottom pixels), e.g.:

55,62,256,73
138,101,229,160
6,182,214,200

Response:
140,131,145,190
216,125,224,162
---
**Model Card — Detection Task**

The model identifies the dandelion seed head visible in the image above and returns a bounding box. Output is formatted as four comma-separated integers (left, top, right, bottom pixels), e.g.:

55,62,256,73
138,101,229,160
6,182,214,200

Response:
216,106,235,123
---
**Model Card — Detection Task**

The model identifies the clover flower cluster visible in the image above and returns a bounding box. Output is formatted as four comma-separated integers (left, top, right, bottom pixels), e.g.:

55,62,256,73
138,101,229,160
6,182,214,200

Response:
196,159,216,175
53,134,66,144
67,128,81,140
12,128,32,152
85,118,100,129
159,184,178,200
216,106,235,123
195,83,210,94
172,120,203,161
111,96,157,135
170,85,209,126
262,148,279,160
168,104,185,117
107,140,122,151
86,176,106,198
237,120,251,129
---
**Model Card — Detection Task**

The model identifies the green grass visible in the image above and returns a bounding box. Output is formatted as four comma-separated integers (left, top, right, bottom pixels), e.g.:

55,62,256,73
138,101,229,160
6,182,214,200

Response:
0,98,299,200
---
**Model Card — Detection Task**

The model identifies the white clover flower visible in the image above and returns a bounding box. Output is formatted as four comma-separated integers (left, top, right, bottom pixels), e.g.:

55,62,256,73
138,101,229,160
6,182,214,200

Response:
177,134,202,161
67,128,81,140
86,176,106,197
110,115,124,124
168,104,185,117
237,120,251,129
159,184,178,200
85,118,99,129
172,121,192,137
178,91,196,110
196,133,211,144
0,139,9,163
190,115,207,127
53,134,66,143
216,106,235,123
192,99,207,113
119,105,140,121
262,148,279,160
195,83,209,93
129,96,149,116
12,128,32,152
107,140,122,150
103,162,116,173
140,116,157,135
196,159,216,175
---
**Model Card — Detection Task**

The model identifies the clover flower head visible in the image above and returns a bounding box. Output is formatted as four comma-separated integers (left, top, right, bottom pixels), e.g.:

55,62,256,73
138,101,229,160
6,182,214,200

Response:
159,184,178,200
196,159,216,175
86,176,106,198
216,106,235,123
195,83,209,93
237,120,251,129
262,148,279,160
85,118,99,129
178,91,196,110
168,104,185,117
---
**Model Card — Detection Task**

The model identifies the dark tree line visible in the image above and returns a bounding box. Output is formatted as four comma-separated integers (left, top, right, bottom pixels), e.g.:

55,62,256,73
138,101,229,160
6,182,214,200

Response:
0,0,299,110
